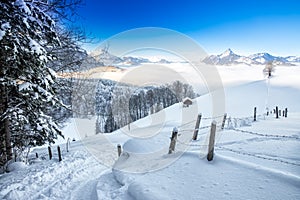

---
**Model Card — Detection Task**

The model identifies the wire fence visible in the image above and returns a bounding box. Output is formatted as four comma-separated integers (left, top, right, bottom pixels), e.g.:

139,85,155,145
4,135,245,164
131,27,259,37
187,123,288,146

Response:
29,138,72,163
231,128,300,140
177,119,197,128
201,115,225,120
168,111,300,167
23,108,300,169
216,146,300,167
179,125,211,133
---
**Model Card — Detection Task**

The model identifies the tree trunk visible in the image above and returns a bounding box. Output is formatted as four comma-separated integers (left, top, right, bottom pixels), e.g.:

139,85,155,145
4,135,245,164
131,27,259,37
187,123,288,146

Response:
0,84,12,165
5,118,12,161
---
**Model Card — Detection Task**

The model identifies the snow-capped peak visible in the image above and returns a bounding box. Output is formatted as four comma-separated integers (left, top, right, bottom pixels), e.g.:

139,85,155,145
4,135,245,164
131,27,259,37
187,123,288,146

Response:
203,49,299,66
220,48,234,58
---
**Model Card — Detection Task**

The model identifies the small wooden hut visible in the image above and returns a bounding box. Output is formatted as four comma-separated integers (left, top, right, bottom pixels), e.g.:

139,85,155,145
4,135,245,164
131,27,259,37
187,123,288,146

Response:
182,97,193,107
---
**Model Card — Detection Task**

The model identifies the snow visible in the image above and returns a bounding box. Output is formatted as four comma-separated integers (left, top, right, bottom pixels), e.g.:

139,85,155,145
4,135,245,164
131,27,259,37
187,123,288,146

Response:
0,22,10,41
22,18,29,29
14,0,31,15
0,144,107,199
6,162,27,172
0,30,5,41
18,82,31,91
220,48,234,58
1,63,300,199
29,39,45,56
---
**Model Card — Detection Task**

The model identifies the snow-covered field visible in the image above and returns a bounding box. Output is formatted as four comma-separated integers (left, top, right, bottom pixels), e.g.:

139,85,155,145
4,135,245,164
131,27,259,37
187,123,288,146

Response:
1,64,300,199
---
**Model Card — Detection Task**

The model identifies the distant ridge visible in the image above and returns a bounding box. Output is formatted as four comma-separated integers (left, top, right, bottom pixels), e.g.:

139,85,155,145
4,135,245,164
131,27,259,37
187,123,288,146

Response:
203,48,300,66
88,48,173,67
86,48,300,68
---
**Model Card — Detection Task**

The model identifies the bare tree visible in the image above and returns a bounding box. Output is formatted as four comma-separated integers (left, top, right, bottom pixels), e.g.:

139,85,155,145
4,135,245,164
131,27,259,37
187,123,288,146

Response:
263,61,275,78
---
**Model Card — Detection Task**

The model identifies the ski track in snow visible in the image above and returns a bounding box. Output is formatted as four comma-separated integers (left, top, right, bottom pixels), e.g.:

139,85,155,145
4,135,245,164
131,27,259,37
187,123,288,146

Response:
0,148,107,200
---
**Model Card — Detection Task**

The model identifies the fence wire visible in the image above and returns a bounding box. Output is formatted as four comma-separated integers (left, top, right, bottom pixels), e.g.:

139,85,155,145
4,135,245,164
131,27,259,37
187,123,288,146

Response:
176,139,208,147
231,128,300,140
216,146,300,167
179,125,211,133
202,115,225,120
172,113,300,168
177,119,197,128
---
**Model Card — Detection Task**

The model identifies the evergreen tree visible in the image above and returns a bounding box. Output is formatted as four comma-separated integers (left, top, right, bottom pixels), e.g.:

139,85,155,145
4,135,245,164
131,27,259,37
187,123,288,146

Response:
0,0,82,165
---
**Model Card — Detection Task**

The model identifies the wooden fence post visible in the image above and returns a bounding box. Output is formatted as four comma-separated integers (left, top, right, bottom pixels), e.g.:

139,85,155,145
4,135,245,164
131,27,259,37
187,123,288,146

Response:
254,107,257,121
207,121,217,161
168,127,178,154
193,114,202,140
285,108,288,118
66,138,70,153
48,146,52,160
117,144,122,157
276,106,279,119
57,146,62,162
221,113,227,130
36,152,39,159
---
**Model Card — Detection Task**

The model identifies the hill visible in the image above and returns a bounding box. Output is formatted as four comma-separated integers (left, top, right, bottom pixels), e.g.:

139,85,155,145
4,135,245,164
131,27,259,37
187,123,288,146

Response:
1,64,300,199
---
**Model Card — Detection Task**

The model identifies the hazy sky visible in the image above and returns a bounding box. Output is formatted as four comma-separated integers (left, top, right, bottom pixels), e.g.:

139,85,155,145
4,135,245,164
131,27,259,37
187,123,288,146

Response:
77,0,300,56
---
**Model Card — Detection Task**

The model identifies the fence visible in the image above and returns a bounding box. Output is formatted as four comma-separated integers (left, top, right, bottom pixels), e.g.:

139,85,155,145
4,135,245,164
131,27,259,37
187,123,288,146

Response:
26,138,74,164
117,105,299,167
17,106,297,168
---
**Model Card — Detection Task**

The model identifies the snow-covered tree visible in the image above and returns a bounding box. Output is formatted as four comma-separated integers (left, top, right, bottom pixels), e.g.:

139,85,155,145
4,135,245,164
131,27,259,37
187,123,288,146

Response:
263,61,275,78
168,80,196,102
0,0,82,166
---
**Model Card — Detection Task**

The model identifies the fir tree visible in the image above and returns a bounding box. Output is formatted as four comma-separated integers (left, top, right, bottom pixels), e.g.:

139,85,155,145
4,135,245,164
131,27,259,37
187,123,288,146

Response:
0,0,68,165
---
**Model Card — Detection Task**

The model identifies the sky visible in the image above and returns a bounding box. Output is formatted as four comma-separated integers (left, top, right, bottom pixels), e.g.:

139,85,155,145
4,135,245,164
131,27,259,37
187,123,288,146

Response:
76,0,300,56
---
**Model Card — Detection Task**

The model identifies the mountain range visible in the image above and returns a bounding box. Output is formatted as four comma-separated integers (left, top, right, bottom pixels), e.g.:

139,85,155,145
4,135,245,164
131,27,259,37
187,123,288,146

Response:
88,48,171,67
202,48,300,66
86,48,300,68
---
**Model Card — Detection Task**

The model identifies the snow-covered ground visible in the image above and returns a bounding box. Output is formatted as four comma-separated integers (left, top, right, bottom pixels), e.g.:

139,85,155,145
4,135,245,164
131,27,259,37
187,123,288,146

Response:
1,64,300,199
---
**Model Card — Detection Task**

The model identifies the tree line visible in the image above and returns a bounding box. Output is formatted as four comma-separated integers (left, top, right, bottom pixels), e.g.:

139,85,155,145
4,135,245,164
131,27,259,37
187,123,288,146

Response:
95,80,196,133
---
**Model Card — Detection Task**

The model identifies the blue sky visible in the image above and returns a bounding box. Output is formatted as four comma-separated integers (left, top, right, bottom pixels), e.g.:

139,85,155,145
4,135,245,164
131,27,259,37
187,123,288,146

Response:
77,0,300,56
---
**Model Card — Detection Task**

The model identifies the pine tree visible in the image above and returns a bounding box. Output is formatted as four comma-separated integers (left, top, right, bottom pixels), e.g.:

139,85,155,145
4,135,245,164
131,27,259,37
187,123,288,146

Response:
0,0,66,165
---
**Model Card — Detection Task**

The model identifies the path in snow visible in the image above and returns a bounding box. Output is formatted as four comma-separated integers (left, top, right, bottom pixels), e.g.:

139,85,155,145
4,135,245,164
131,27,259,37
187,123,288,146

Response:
0,143,107,200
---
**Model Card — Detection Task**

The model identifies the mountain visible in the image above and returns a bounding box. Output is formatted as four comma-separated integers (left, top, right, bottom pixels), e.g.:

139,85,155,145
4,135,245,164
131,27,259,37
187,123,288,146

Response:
88,48,173,67
248,53,290,65
89,48,123,66
203,48,258,65
87,48,299,67
203,49,299,66
155,58,172,64
286,56,300,63
121,56,150,65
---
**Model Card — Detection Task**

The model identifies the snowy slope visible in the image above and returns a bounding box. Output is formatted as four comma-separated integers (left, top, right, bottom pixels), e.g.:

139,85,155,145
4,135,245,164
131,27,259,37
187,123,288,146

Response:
94,110,300,199
96,64,300,199
1,64,300,200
